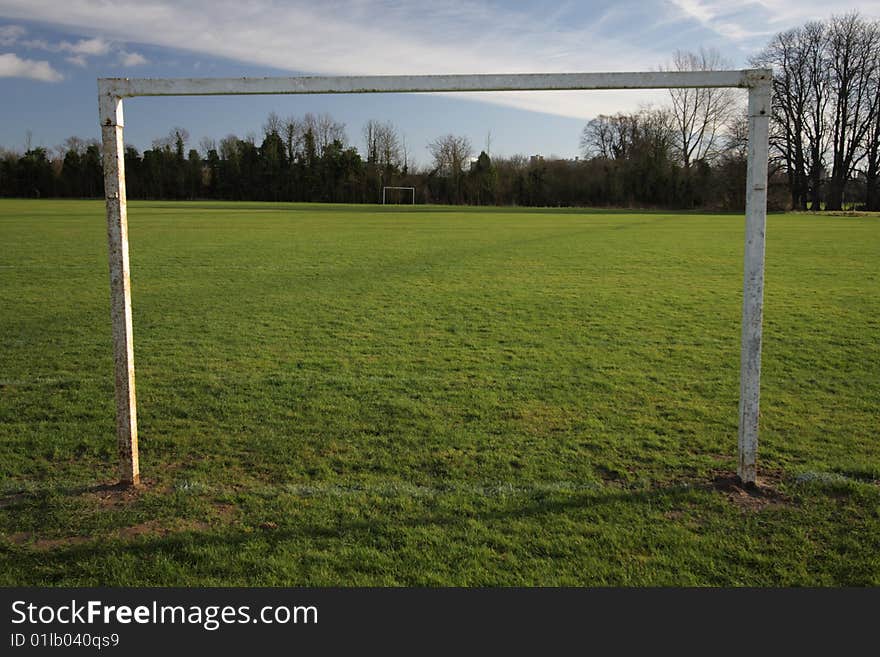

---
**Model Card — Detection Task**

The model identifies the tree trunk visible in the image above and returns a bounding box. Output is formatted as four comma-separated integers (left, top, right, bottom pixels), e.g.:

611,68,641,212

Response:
797,174,809,210
866,174,879,211
786,167,799,210
809,179,822,211
825,178,844,211
808,166,822,210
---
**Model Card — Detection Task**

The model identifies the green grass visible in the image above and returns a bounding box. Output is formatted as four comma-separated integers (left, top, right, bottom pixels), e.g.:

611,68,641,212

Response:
1,199,878,586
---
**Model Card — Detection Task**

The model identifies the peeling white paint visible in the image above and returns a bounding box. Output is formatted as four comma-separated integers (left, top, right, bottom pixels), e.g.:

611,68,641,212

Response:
738,81,772,485
99,91,139,486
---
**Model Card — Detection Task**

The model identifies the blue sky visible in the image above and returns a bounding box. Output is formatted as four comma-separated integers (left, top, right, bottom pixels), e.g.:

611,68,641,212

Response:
1,0,878,166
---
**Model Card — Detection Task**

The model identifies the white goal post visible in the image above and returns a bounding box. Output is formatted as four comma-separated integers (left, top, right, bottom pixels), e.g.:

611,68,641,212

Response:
382,186,416,204
99,70,772,487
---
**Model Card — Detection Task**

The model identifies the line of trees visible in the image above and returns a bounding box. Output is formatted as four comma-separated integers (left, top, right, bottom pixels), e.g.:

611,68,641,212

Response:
0,104,764,210
752,13,880,210
0,123,765,210
1,13,877,210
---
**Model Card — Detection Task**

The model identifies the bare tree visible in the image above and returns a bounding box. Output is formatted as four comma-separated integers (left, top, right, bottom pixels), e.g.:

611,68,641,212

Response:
55,136,93,163
581,113,638,160
802,21,832,210
219,134,239,161
304,113,346,157
364,119,402,171
864,53,880,210
199,137,216,157
62,136,88,156
664,48,738,168
723,113,750,161
152,127,189,153
825,13,880,210
581,109,673,162
263,111,282,137
580,115,616,159
428,134,472,175
281,115,302,161
752,22,830,210
401,134,409,173
428,134,473,203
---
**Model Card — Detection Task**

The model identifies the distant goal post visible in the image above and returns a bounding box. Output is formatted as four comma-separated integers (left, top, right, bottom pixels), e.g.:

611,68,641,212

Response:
382,186,416,204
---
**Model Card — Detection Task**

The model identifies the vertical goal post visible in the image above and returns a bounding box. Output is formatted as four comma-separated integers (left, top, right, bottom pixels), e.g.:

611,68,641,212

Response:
99,70,772,487
382,186,416,205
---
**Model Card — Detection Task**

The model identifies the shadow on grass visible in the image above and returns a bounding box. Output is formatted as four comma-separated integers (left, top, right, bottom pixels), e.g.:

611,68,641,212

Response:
0,481,142,509
0,474,778,569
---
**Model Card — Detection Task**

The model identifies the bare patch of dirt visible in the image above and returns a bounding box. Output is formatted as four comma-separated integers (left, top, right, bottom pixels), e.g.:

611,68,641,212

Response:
33,535,92,550
81,479,156,508
6,532,32,545
116,518,210,540
594,464,632,484
710,470,791,511
211,503,238,521
5,516,216,551
1,479,157,511
6,532,91,550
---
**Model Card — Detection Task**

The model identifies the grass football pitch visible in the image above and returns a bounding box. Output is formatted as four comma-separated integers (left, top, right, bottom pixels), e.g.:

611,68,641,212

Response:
0,199,878,585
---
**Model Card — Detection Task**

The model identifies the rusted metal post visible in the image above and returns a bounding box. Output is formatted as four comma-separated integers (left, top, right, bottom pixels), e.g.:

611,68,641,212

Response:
99,84,139,486
737,74,772,485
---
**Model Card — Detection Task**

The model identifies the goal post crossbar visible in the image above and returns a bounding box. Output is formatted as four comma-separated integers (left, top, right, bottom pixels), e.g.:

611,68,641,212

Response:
98,69,772,486
99,70,767,99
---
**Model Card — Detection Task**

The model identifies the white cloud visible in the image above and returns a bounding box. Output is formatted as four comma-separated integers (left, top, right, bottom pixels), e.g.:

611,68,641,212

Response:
119,50,147,66
18,34,113,68
22,35,111,56
0,23,25,46
0,0,682,120
59,36,110,56
0,52,63,81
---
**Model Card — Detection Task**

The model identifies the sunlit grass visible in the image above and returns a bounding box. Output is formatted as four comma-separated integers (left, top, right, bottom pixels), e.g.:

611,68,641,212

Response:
0,200,877,585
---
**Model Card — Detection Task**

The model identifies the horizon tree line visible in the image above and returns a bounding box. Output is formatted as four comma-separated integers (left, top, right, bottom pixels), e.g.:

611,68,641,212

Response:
0,117,768,210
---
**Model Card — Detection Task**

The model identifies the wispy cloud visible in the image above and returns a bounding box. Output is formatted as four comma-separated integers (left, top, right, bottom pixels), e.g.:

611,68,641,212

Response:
664,0,775,42
665,0,880,44
6,26,152,68
0,23,25,46
756,0,880,23
0,52,63,81
119,50,147,66
59,36,110,56
22,35,111,56
0,0,679,119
